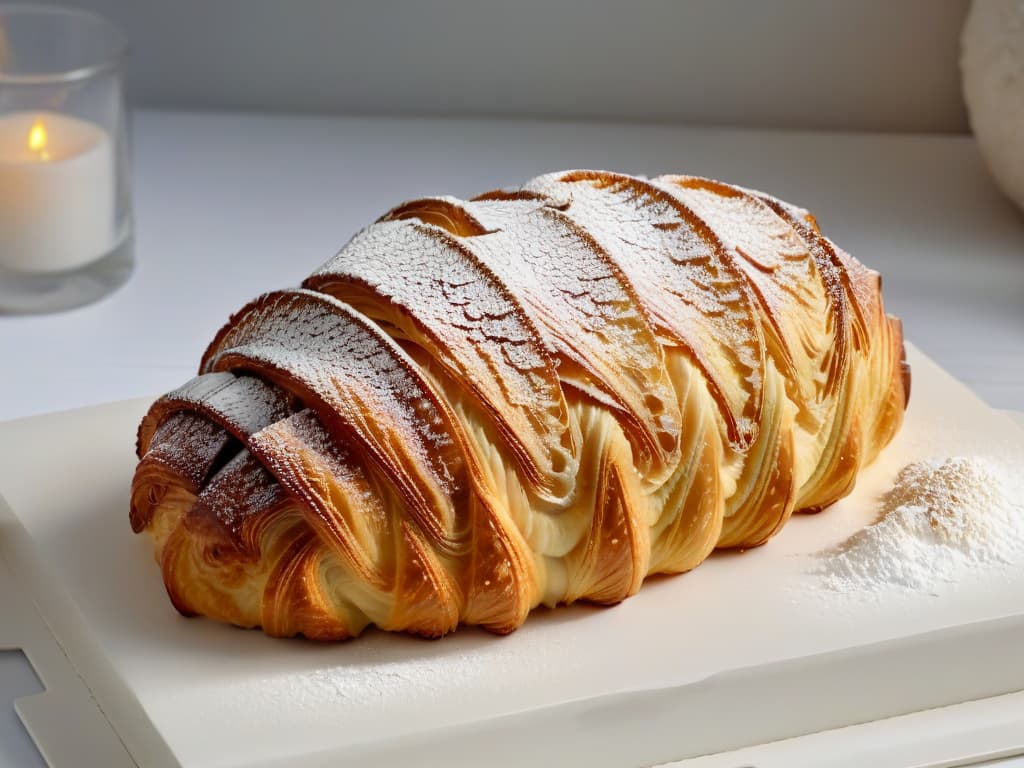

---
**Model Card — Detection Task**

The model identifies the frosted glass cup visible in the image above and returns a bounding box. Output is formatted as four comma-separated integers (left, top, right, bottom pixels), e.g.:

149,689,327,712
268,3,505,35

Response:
0,6,132,313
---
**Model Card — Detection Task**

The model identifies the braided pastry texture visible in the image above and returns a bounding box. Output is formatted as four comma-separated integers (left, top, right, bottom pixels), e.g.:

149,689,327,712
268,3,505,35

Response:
131,171,909,639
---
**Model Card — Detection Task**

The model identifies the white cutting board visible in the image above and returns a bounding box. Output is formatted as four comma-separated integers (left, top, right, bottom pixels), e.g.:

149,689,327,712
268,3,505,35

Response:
2,345,1024,768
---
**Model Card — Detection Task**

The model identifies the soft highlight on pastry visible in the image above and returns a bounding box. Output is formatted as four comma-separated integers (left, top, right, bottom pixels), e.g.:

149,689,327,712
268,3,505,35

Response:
131,171,909,639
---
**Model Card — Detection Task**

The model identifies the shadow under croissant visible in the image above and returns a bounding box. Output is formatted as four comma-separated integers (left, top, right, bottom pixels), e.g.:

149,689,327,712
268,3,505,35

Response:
159,538,816,646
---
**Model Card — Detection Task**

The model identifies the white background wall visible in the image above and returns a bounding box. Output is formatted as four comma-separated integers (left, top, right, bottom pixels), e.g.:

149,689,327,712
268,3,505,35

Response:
27,0,971,133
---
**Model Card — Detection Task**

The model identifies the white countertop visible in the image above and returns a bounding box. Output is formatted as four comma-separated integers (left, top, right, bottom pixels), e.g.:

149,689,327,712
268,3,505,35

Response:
1,111,1023,767
1,109,1023,420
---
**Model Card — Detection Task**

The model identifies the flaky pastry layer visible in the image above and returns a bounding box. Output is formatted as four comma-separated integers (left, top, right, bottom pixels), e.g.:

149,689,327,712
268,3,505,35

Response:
131,171,909,639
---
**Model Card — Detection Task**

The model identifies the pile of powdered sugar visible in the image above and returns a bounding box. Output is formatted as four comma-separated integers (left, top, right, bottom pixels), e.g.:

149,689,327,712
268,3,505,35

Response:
819,456,1024,593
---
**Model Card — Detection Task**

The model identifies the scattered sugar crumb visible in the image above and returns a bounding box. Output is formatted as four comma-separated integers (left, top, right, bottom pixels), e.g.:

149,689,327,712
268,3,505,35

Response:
818,456,1024,594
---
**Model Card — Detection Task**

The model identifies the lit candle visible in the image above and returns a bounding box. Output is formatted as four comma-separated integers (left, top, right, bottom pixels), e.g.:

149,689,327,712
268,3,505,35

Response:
0,111,115,273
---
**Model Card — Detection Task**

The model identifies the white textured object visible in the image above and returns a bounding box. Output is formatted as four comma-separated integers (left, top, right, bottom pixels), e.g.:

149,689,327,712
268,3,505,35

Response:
962,0,1024,213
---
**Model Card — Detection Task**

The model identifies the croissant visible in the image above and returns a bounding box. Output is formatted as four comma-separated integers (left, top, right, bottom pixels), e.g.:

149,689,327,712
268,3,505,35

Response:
131,171,909,640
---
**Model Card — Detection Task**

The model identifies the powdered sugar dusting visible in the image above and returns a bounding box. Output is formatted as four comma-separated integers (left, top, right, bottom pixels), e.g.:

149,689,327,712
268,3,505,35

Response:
162,372,292,438
819,456,1024,593
202,289,464,533
524,171,764,448
464,195,683,480
309,219,575,499
656,177,835,429
830,241,882,332
146,412,234,491
749,183,880,330
746,186,877,351
199,449,287,534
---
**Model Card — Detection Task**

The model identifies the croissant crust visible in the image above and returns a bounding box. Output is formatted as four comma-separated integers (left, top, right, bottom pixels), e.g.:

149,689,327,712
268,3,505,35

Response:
131,171,909,639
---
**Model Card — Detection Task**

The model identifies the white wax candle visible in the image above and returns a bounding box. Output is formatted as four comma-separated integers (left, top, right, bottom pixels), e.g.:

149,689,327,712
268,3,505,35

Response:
0,111,115,273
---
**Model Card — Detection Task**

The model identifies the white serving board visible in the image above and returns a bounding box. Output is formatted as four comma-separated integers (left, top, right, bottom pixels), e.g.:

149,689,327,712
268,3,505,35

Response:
666,690,1024,768
2,345,1024,768
0,556,134,768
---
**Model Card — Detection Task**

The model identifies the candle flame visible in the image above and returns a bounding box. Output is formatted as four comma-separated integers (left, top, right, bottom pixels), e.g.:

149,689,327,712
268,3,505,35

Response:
28,119,49,160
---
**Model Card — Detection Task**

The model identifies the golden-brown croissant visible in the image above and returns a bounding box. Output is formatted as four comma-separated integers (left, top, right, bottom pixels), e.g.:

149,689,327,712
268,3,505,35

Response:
131,171,909,640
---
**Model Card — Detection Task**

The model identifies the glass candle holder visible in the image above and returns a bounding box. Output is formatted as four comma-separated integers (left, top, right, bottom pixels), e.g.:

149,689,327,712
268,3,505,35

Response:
0,5,132,314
